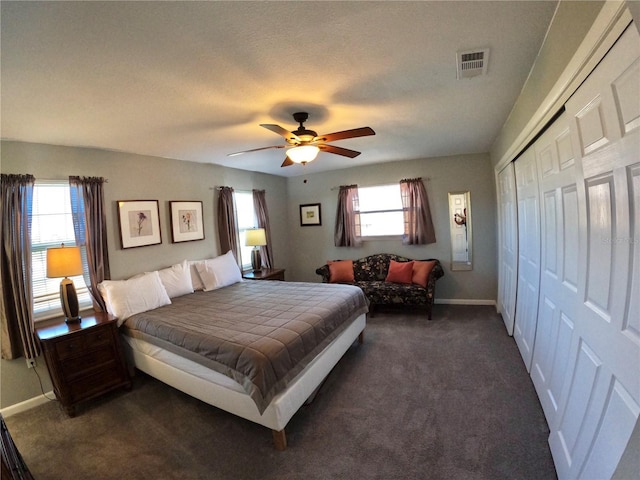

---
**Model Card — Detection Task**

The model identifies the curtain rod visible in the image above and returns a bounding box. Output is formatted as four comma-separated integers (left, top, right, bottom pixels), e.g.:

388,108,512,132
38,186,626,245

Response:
329,177,430,191
211,186,252,191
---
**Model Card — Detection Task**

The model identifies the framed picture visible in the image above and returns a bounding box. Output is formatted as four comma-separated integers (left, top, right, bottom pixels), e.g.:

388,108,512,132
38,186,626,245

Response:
117,200,162,249
300,203,322,226
169,201,205,243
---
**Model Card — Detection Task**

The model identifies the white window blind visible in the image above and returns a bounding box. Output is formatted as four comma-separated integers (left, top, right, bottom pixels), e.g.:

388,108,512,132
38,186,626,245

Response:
357,184,404,237
234,191,257,271
31,181,91,320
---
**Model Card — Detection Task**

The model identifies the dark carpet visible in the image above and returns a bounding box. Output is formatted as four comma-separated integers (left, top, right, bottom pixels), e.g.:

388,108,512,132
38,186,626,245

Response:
6,305,557,479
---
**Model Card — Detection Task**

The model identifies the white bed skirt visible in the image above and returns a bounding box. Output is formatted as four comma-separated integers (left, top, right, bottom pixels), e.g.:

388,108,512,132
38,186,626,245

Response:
121,313,366,432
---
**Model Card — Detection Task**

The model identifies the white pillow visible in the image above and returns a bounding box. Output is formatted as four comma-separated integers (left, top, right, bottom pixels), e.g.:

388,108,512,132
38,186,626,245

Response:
188,260,207,291
99,271,171,324
195,250,242,291
157,260,193,298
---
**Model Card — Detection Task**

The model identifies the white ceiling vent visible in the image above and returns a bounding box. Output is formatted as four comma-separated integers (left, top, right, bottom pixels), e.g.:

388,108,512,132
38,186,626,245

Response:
456,48,490,79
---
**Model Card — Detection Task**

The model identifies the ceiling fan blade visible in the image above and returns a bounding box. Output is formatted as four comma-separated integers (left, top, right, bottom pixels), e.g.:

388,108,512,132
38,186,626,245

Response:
319,144,361,158
260,124,301,143
314,127,375,143
227,145,285,157
281,156,294,167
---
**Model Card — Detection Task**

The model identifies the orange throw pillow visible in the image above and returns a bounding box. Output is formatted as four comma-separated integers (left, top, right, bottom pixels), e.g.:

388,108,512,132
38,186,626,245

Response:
327,260,354,283
385,260,414,284
412,260,436,287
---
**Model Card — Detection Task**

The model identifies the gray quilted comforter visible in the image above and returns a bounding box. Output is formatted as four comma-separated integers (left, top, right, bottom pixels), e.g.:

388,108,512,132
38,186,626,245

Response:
121,280,368,413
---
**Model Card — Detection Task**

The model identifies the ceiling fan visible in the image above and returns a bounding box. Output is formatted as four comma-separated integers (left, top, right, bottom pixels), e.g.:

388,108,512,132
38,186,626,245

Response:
228,112,375,167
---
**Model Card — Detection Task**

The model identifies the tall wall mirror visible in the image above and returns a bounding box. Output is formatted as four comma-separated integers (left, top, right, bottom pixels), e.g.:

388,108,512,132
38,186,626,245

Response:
448,191,473,271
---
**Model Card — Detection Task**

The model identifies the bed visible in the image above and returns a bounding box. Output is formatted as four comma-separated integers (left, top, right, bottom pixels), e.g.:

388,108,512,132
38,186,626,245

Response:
101,264,368,450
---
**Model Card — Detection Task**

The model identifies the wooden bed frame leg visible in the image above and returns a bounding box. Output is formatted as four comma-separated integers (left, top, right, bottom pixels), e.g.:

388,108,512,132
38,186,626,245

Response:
358,331,364,344
272,429,287,451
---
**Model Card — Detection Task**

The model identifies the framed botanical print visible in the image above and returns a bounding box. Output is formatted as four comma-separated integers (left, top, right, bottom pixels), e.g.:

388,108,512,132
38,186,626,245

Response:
117,200,162,249
300,203,322,226
169,201,205,243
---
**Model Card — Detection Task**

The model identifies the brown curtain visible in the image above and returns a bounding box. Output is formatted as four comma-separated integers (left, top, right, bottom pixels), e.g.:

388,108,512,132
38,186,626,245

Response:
69,176,110,311
217,187,240,262
252,189,274,268
0,174,39,360
334,184,362,247
400,178,436,245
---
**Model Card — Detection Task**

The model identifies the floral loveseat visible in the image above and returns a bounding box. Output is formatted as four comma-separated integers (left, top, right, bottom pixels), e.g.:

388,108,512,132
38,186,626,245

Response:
315,253,444,319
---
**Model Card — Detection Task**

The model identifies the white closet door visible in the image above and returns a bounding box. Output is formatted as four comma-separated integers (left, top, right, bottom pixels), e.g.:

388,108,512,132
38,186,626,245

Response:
548,25,640,480
497,162,518,335
514,148,542,371
529,112,579,424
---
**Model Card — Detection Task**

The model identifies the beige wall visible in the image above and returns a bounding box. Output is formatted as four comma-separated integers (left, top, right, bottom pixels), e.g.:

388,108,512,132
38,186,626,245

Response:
491,1,605,166
1,141,290,279
285,153,498,302
0,140,290,409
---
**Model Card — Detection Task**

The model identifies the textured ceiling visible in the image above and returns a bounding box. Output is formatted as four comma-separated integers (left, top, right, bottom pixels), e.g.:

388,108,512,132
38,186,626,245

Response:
1,1,558,177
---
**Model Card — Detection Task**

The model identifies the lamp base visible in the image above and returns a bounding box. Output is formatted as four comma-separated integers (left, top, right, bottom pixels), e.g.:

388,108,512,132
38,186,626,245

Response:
251,248,262,272
60,278,82,324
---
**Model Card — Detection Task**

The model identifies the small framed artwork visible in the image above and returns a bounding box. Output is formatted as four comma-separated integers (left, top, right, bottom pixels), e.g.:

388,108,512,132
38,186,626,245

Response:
169,201,205,243
300,203,322,226
117,200,162,249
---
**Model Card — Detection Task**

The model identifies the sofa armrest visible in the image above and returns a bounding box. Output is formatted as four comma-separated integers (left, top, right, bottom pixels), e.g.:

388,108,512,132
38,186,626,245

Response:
426,260,444,299
315,265,331,283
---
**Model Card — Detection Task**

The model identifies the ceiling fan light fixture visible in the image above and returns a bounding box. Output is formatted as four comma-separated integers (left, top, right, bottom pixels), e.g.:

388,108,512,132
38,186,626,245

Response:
287,145,319,164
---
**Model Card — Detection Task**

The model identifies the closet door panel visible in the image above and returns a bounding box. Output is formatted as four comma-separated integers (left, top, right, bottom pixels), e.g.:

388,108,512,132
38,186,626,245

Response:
514,149,541,371
579,379,640,480
584,174,615,320
624,164,640,342
497,162,518,335
530,113,579,424
548,313,575,412
562,185,580,291
548,25,640,479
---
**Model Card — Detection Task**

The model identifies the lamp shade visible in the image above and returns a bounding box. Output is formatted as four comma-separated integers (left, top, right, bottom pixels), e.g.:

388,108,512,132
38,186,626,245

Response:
245,228,267,247
46,245,83,278
287,145,319,164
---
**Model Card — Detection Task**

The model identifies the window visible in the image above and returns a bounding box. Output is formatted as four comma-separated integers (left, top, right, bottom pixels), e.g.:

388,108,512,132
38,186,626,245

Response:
31,181,91,320
356,184,404,237
234,191,257,270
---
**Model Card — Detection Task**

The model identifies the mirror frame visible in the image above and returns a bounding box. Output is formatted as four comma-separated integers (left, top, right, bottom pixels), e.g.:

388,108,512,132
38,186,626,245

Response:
448,191,473,271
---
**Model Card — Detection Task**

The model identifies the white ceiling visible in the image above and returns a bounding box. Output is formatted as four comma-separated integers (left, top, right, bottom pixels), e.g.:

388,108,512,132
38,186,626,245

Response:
1,1,558,178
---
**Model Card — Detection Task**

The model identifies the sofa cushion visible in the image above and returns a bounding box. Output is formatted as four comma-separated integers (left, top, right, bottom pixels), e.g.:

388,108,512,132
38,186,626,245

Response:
354,280,429,306
385,260,414,284
328,260,355,283
412,260,437,288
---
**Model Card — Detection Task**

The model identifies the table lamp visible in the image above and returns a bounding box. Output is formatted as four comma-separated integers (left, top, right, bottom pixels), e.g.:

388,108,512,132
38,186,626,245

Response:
46,244,83,323
245,228,267,272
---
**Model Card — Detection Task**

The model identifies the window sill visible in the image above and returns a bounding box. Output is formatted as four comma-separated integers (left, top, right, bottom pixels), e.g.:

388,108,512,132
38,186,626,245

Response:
360,235,403,241
34,305,95,324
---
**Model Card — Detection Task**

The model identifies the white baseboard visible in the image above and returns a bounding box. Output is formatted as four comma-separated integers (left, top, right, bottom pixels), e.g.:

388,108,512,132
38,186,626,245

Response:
435,299,497,306
1,392,55,417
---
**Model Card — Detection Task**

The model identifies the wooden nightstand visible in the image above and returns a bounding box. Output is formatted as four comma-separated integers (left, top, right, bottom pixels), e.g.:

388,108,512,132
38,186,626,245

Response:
242,268,285,281
36,312,131,416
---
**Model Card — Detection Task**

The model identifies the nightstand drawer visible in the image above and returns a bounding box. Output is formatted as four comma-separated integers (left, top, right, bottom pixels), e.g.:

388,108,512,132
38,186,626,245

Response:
84,327,113,350
67,364,121,402
55,336,86,360
60,346,116,379
54,324,113,360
